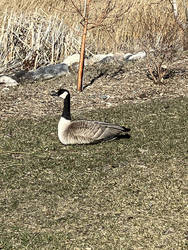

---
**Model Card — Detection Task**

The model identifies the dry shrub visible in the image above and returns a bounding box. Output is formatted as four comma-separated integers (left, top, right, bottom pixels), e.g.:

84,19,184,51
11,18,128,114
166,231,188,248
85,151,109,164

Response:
131,3,181,84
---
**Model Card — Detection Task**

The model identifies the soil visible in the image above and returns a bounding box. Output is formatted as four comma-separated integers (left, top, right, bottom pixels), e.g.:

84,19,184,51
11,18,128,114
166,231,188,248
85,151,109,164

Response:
0,56,188,121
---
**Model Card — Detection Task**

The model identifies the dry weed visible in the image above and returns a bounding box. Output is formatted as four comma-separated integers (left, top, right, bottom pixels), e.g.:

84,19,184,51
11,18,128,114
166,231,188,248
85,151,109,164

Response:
0,11,83,74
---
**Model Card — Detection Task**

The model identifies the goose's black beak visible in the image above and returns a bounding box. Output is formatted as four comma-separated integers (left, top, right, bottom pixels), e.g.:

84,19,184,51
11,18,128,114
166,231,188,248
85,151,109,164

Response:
51,90,58,96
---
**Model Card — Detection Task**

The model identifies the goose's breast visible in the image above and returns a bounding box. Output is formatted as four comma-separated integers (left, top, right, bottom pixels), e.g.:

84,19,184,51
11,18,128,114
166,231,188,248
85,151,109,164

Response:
58,117,71,145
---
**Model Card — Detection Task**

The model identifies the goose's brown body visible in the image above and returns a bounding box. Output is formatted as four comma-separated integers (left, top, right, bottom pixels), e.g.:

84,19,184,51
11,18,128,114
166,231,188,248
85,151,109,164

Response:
58,117,129,145
51,89,130,145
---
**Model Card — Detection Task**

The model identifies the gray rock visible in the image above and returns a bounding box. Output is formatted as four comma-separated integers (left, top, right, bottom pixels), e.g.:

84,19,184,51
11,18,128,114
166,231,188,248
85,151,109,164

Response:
63,54,80,66
123,53,133,61
100,94,110,100
90,54,114,64
14,63,69,82
127,51,146,61
0,76,19,86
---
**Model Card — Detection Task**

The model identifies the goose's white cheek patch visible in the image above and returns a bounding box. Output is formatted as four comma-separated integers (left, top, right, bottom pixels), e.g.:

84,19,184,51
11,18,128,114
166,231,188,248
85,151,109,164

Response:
59,91,69,99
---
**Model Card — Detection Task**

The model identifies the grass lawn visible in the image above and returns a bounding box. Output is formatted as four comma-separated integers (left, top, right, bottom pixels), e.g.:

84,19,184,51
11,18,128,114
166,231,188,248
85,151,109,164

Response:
0,97,187,249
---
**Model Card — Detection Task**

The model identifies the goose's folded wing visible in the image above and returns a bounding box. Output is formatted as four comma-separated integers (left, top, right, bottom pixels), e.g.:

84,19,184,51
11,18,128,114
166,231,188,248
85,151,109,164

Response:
68,120,127,143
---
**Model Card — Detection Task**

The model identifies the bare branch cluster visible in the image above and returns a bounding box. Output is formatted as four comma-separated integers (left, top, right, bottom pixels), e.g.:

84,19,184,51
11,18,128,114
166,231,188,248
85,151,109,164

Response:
69,0,132,30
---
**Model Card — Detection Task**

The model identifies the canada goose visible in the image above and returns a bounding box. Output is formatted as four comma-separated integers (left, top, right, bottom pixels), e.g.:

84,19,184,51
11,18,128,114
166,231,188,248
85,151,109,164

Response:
51,89,130,145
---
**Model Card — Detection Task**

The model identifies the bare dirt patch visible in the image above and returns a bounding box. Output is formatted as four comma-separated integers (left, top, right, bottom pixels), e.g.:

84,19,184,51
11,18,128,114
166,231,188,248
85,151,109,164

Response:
1,57,188,121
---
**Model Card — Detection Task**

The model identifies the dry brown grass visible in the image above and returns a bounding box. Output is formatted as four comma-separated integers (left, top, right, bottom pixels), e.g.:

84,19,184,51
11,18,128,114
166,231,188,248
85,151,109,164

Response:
0,10,82,72
0,0,185,71
0,85,187,249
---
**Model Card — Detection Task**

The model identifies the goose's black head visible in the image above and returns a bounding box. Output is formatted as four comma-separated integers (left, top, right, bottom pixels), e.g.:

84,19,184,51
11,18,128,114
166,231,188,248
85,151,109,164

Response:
51,89,70,99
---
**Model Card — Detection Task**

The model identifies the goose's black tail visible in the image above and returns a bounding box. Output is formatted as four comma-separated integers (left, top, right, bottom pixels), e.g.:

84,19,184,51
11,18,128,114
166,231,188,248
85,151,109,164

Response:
122,126,131,132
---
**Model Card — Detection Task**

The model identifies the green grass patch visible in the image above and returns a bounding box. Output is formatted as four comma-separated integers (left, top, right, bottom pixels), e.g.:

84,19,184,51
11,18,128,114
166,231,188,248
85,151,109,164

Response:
0,97,187,249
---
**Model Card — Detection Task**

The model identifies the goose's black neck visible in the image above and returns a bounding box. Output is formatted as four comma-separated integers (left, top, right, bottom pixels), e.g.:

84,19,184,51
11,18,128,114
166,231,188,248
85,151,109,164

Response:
62,93,71,120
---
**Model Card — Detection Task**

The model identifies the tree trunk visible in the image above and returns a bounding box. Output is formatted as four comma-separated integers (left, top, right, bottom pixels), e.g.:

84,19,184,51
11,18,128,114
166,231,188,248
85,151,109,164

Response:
183,24,188,50
77,0,90,92
77,21,88,92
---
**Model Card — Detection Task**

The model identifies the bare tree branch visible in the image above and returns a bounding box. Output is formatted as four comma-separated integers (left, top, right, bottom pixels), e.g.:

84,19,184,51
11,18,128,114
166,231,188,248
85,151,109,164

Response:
70,0,84,19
